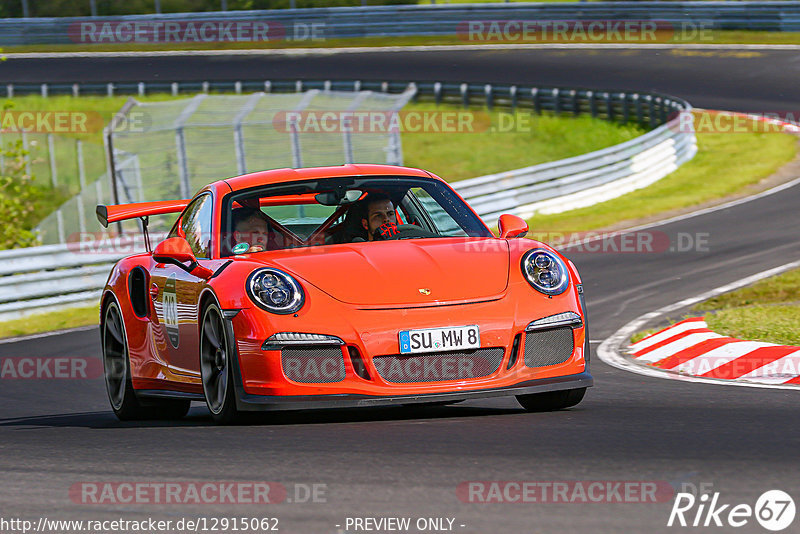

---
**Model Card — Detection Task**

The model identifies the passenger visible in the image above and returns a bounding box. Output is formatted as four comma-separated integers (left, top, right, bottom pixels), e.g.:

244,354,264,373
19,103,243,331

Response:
231,207,282,253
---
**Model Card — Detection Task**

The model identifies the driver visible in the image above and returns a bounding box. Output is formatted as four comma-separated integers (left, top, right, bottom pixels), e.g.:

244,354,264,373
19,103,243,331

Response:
360,193,399,241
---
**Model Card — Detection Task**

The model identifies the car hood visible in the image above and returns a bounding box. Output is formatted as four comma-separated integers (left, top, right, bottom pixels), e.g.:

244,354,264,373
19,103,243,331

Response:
266,238,509,306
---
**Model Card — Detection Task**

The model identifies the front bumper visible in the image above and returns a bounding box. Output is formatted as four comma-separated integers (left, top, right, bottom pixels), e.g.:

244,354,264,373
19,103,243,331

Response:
233,371,593,412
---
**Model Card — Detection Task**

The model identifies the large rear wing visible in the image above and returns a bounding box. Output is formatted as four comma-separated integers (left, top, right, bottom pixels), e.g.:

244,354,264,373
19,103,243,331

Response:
96,200,190,228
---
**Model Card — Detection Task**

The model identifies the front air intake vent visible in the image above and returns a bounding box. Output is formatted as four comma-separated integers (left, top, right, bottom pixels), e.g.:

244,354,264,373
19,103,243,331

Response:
373,348,503,383
281,347,345,383
523,327,574,368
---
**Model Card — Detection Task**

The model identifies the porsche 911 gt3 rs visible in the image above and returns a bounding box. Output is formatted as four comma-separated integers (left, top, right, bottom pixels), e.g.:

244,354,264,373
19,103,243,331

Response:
97,164,592,423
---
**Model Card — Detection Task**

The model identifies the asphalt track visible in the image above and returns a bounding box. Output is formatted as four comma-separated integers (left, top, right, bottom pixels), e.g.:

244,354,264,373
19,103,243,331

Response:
2,47,800,534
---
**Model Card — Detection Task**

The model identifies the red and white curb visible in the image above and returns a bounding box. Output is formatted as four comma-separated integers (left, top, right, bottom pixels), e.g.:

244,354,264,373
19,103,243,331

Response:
597,258,800,390
628,317,800,386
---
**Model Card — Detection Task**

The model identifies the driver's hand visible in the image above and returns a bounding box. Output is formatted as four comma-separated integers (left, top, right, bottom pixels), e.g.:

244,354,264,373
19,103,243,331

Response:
374,222,399,240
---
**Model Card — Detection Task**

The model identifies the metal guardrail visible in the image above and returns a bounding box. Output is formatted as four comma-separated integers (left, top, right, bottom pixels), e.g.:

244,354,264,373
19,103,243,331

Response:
2,2,800,45
456,113,696,221
0,79,695,320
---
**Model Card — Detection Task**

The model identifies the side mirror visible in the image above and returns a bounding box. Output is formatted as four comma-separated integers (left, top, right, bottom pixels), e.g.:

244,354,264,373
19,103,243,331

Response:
153,237,213,279
498,214,529,239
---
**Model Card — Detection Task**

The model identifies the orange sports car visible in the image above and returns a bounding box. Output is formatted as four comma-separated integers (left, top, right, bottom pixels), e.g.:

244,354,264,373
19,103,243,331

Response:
97,164,592,423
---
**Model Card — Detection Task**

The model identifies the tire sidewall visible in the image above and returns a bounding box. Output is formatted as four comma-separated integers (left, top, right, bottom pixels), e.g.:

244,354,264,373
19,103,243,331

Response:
200,302,238,422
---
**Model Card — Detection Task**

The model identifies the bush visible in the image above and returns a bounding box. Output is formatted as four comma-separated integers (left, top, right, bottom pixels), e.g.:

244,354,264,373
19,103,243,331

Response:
0,138,41,249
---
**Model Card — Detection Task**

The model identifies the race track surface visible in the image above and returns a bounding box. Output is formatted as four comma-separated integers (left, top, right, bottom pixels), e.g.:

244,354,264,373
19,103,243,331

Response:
1,47,799,534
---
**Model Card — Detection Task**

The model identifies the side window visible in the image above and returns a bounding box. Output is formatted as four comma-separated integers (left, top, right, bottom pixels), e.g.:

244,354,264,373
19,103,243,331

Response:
172,194,213,259
407,187,466,237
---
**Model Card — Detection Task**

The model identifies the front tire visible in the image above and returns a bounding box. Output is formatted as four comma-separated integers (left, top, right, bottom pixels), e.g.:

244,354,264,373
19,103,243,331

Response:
103,301,190,420
516,387,586,412
200,303,241,424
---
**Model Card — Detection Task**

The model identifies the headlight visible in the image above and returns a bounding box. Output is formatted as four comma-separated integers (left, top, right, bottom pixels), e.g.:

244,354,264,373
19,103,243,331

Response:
247,268,304,314
521,249,570,296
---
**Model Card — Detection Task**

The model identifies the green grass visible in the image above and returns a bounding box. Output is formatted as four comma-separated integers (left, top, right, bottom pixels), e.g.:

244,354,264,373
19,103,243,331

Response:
401,104,645,181
689,269,800,346
2,94,182,226
697,269,800,310
528,122,798,233
0,304,99,339
2,95,645,225
705,306,800,346
7,30,800,54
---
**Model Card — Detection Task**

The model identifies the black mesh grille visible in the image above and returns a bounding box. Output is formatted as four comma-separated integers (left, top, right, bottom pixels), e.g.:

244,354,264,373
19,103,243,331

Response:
373,348,504,383
524,327,575,368
281,347,345,383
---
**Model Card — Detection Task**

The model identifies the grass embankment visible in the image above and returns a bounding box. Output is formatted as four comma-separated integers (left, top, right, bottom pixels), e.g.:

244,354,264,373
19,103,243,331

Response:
692,269,800,346
3,95,646,224
402,104,645,181
529,113,798,233
0,305,99,339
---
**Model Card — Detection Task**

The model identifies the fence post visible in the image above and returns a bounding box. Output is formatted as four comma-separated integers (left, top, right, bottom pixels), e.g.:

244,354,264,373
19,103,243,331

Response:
47,134,58,188
138,82,145,97
107,83,114,97
72,83,80,97
606,92,615,122
56,209,66,244
552,88,561,115
342,116,354,164
175,128,191,198
485,84,493,110
77,140,87,234
460,83,469,109
621,93,630,123
648,95,657,128
532,88,540,115
289,117,302,168
587,90,596,117
434,82,442,106
21,131,31,174
6,84,13,98
634,93,643,125
509,85,517,111
41,83,48,98
171,82,179,96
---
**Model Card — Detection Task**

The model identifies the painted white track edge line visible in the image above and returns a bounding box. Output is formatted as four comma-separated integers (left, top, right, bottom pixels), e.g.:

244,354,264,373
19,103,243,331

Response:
562,175,800,251
0,324,98,345
6,43,800,59
597,259,800,390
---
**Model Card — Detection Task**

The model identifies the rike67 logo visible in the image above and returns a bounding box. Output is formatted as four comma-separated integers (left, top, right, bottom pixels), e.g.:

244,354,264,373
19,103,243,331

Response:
668,489,796,531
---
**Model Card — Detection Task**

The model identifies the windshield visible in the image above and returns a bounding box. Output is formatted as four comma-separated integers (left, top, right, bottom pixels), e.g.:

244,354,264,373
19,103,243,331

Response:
220,175,492,256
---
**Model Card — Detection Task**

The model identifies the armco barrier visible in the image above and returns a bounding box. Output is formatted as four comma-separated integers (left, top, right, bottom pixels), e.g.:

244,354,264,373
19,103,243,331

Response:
0,79,695,320
2,2,800,45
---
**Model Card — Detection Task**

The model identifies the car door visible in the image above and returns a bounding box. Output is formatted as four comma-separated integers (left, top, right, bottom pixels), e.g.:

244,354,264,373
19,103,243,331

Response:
151,193,215,377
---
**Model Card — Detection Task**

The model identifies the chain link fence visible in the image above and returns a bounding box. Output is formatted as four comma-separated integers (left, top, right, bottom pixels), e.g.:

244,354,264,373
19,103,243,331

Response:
31,86,415,244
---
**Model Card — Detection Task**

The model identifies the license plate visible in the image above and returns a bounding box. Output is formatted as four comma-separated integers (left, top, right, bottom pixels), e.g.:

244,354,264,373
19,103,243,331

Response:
399,325,480,355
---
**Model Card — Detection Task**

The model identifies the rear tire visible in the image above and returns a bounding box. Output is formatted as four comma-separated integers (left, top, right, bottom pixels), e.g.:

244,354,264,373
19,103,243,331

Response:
103,301,190,421
516,387,586,412
200,303,242,424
